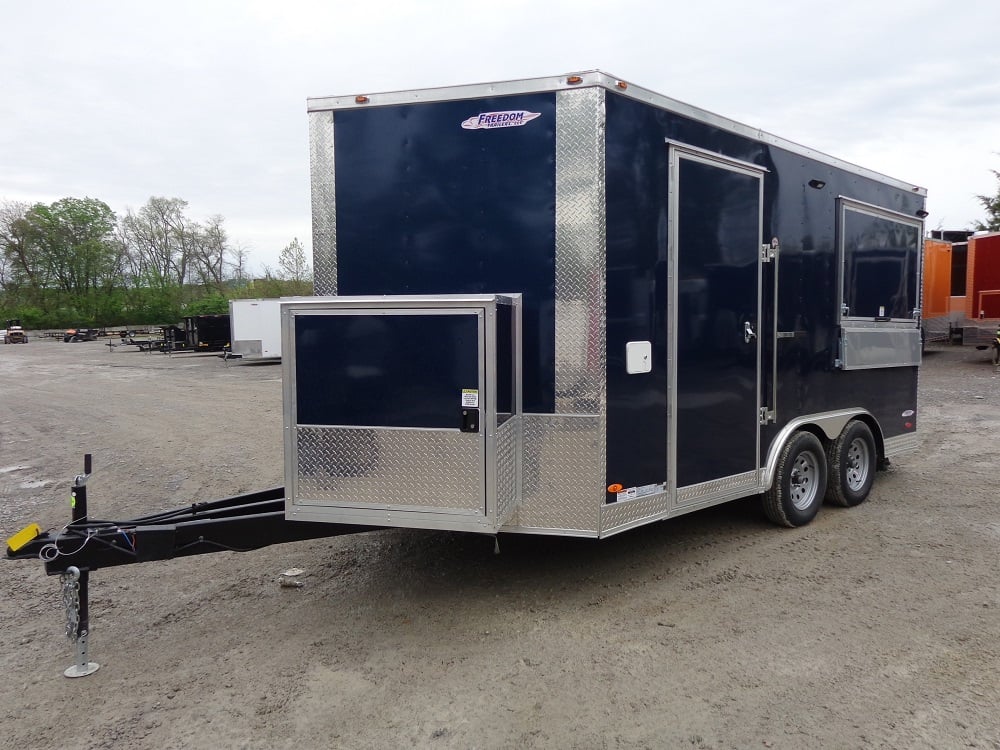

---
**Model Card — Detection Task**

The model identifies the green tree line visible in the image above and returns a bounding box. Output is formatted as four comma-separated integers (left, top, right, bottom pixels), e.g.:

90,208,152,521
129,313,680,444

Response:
0,196,312,329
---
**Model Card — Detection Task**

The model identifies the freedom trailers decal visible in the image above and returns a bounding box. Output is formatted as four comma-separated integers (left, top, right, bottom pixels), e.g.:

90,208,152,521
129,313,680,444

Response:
461,110,541,130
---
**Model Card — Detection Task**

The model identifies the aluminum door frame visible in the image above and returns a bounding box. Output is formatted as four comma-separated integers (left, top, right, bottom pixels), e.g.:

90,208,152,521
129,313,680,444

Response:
282,294,513,533
667,142,767,511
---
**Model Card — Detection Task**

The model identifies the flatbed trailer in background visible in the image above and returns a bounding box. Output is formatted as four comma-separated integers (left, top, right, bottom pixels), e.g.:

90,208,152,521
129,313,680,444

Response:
128,315,231,354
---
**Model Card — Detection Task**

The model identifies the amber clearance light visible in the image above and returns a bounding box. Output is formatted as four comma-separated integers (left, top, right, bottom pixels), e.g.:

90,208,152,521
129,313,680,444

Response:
607,483,624,493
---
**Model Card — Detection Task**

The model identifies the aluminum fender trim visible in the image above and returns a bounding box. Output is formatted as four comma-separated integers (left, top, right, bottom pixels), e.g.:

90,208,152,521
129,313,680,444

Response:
762,409,876,490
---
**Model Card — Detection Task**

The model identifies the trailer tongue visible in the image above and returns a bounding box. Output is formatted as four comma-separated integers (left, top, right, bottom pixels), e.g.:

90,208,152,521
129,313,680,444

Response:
7,464,372,576
6,455,376,678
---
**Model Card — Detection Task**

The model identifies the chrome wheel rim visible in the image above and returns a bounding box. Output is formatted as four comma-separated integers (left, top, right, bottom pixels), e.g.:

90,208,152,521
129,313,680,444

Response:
789,450,819,511
845,437,871,492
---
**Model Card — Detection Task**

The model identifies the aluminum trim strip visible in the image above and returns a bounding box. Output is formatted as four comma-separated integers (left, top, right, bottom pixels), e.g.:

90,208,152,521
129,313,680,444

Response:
837,196,926,224
555,87,607,418
496,417,519,526
667,145,764,503
498,526,600,539
665,139,770,175
677,470,760,505
307,71,925,196
282,294,511,309
291,506,493,534
838,327,922,370
309,110,337,296
837,197,925,326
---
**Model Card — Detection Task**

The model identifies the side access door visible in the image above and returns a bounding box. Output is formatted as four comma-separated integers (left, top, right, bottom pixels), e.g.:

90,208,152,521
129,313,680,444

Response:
284,295,518,533
668,143,766,506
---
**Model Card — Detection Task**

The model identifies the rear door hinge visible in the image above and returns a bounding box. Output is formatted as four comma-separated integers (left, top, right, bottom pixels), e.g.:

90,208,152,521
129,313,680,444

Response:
761,238,779,263
759,407,775,425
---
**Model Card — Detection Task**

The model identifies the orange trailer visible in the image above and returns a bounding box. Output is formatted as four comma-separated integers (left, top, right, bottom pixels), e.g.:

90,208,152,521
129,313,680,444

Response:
922,238,952,319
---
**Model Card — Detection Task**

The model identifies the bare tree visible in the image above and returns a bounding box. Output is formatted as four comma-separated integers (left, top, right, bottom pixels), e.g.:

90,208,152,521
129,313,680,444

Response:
228,243,251,286
120,197,198,287
278,237,311,283
190,214,229,293
0,199,37,291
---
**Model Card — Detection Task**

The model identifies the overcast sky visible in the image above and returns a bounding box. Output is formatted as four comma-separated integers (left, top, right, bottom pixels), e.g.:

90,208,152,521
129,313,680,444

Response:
2,0,998,272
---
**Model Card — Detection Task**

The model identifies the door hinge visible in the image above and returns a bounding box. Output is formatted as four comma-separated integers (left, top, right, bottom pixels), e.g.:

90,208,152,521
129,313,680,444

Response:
759,407,775,425
761,238,780,263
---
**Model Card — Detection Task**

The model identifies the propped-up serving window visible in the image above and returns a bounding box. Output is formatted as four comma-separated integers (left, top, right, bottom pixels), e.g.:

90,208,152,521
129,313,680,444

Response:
836,198,923,369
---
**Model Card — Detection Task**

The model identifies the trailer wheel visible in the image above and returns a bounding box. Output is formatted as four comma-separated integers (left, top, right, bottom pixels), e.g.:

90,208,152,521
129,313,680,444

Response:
763,431,827,527
824,420,876,507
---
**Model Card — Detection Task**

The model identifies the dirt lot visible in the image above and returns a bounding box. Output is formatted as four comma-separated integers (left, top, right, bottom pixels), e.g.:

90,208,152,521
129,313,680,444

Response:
1,337,999,750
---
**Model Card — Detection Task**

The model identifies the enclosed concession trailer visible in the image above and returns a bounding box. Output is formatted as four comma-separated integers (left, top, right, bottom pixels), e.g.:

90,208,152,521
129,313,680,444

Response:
283,71,925,537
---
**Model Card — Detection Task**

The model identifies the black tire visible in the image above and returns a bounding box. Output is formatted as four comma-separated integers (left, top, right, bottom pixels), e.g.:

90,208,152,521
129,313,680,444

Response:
825,420,876,507
763,431,827,527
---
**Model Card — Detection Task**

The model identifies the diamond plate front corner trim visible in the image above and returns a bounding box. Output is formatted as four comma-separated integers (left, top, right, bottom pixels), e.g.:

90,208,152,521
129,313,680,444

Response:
554,87,607,420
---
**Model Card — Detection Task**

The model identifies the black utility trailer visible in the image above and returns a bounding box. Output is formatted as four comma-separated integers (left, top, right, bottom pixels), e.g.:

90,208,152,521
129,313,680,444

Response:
130,315,231,353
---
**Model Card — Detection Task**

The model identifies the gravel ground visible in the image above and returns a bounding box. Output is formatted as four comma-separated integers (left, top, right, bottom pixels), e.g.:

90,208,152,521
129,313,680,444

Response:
1,337,999,750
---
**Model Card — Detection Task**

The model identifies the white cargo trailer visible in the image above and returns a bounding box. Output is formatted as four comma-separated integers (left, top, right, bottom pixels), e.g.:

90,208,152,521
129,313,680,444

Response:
228,298,283,361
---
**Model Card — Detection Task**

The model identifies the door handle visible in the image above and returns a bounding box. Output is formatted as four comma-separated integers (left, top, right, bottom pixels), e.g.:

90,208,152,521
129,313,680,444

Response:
744,321,757,344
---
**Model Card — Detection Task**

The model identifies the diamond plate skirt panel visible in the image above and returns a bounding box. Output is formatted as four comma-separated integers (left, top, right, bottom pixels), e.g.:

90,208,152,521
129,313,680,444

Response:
506,415,601,533
309,111,337,296
884,432,919,457
601,492,670,537
495,418,518,526
295,426,484,513
676,470,760,506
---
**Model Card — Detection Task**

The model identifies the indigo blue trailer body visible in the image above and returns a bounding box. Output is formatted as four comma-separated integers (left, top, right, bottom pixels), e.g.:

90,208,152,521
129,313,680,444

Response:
284,71,925,536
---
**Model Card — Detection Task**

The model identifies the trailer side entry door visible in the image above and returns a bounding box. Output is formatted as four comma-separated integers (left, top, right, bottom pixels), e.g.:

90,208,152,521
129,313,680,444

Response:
669,145,765,503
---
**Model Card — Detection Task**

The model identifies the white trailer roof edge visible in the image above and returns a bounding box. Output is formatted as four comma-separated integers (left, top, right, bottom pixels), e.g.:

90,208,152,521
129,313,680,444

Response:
306,70,927,198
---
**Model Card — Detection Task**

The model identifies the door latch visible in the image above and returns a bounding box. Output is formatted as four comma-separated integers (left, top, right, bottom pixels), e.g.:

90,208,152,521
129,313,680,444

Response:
460,408,480,433
744,321,757,344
